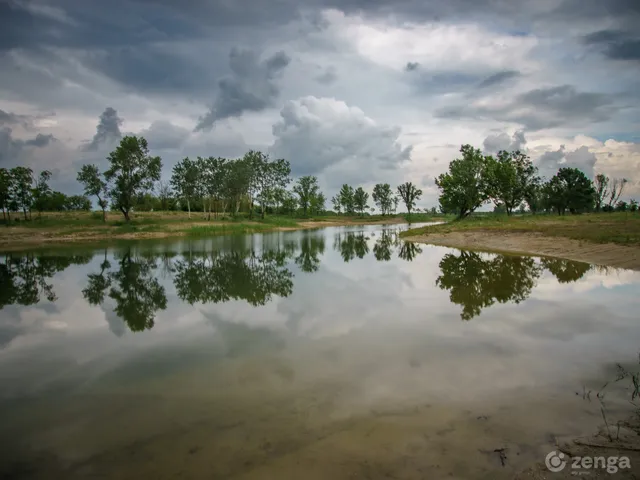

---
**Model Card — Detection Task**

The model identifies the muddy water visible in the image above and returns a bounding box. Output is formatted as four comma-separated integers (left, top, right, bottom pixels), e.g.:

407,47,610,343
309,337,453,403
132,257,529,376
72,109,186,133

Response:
1,224,639,479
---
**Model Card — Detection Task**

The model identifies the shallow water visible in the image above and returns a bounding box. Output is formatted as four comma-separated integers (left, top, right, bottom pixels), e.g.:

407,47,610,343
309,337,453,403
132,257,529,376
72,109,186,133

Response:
1,223,640,479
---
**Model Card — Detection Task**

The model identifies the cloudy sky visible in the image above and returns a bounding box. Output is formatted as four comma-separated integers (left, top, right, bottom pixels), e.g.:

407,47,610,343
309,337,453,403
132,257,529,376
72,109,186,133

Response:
1,0,639,207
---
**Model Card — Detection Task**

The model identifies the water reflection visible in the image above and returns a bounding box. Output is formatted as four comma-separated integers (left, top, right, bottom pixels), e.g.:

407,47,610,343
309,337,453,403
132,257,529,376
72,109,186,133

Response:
0,252,92,308
0,228,601,334
334,232,370,262
436,251,592,320
83,248,167,331
173,249,294,306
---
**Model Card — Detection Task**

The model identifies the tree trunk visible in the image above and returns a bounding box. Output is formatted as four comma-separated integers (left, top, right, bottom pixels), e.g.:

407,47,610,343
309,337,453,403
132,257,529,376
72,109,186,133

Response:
22,207,27,221
187,199,191,219
102,208,106,223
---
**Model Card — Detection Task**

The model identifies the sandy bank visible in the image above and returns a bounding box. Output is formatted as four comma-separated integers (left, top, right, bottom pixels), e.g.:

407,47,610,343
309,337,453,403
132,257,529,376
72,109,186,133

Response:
404,231,640,271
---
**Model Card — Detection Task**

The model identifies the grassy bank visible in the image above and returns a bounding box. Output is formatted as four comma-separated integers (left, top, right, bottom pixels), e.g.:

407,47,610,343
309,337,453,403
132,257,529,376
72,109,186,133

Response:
401,212,640,246
0,211,446,249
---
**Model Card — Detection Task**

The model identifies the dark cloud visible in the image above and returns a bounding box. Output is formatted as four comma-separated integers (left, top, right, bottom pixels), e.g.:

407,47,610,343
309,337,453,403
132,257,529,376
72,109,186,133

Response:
535,145,597,179
195,48,291,131
0,109,30,127
477,70,520,88
0,127,56,166
483,130,526,154
436,85,616,131
24,133,55,147
405,62,420,72
82,107,123,151
582,30,640,61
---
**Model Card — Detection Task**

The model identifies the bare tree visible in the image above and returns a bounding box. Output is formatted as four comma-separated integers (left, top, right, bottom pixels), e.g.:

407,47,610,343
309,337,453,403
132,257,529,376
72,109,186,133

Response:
594,173,609,211
608,178,628,208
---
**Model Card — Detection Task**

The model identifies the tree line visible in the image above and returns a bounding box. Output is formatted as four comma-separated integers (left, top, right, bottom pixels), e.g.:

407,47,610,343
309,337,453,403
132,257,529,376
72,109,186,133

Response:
436,144,636,218
0,167,93,221
1,135,430,224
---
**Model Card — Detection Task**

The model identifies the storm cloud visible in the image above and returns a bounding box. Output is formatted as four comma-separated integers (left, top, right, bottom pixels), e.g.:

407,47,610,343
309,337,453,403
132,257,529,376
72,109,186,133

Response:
195,48,291,131
0,0,637,199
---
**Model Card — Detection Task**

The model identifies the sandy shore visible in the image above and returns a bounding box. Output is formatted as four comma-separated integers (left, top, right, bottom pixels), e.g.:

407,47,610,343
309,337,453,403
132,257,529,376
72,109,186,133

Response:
404,231,640,271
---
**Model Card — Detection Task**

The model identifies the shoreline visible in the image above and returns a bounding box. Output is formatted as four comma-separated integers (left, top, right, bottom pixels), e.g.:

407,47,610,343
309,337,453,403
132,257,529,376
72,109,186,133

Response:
404,230,640,271
0,216,418,252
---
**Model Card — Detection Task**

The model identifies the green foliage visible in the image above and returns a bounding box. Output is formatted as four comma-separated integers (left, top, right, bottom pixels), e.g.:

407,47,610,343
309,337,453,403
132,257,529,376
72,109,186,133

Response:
77,164,109,221
396,181,422,215
0,168,13,221
10,166,34,220
310,191,326,215
338,184,355,214
435,145,487,219
484,150,538,215
293,176,320,217
171,157,200,217
544,167,595,215
104,136,162,221
31,170,52,216
353,187,369,216
331,194,341,214
372,183,393,215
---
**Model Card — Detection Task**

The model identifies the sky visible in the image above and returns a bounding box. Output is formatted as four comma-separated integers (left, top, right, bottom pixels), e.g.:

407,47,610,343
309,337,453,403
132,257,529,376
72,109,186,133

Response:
0,0,639,208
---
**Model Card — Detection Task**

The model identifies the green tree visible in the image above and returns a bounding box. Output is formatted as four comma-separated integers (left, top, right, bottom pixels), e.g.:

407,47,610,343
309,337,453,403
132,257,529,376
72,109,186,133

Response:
171,157,200,218
544,167,595,215
156,180,173,211
353,187,369,216
251,152,291,219
293,176,320,217
104,136,162,221
31,170,52,217
310,191,326,215
66,195,92,211
607,178,628,209
485,151,538,215
331,195,341,214
338,184,355,215
77,164,109,222
435,145,488,219
396,182,422,215
0,168,13,223
281,190,298,216
372,183,393,215
9,166,34,220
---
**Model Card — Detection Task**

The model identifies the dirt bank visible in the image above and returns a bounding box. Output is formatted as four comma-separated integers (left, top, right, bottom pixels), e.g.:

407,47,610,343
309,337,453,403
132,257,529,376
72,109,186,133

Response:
404,231,640,271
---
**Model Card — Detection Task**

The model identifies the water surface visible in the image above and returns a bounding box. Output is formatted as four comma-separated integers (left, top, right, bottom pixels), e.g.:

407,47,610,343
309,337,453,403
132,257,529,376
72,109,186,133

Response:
1,223,640,479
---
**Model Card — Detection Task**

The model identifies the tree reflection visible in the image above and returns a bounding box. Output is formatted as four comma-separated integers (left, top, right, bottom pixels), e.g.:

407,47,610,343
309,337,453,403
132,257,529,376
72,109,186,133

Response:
334,232,369,262
541,258,592,283
436,251,543,320
173,249,294,306
295,235,325,273
373,230,395,261
0,252,92,308
398,241,423,262
82,248,167,332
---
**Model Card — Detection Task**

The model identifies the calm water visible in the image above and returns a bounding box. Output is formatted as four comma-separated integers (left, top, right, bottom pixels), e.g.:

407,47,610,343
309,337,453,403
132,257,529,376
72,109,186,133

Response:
1,223,640,479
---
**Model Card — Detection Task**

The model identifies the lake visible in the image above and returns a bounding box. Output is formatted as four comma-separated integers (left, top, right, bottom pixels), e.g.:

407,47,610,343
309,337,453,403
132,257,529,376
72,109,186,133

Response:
1,223,640,479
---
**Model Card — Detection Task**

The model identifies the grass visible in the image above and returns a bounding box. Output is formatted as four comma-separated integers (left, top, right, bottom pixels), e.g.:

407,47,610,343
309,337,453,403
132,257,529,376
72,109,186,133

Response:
400,212,640,246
